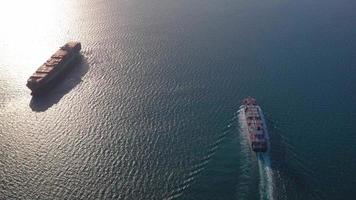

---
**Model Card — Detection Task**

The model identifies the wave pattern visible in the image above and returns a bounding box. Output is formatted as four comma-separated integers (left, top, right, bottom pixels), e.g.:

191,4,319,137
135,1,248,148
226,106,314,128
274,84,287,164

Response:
257,154,274,200
238,107,275,200
2,0,353,199
165,127,231,200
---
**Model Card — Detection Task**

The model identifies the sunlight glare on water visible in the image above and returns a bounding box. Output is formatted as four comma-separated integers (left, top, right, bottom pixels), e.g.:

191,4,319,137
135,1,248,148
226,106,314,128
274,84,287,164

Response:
0,0,77,86
1,0,355,199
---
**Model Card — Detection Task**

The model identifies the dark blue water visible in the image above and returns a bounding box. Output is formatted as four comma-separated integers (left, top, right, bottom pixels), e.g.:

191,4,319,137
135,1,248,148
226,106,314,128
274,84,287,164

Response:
1,0,356,199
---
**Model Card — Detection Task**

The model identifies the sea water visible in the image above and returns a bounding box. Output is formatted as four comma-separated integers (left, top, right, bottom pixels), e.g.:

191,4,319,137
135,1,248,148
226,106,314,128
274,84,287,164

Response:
1,0,355,199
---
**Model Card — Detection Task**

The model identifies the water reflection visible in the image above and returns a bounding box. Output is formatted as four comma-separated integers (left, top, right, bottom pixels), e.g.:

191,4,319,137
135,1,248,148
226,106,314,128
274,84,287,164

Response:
0,0,78,88
29,55,89,112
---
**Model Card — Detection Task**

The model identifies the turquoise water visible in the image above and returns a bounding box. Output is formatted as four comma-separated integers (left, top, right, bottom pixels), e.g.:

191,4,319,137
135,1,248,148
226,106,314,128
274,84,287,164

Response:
1,0,355,199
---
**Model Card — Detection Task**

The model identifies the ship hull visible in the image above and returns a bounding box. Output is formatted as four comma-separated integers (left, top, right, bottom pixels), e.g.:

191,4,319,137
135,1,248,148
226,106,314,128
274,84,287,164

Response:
241,97,269,153
27,53,80,95
26,42,81,95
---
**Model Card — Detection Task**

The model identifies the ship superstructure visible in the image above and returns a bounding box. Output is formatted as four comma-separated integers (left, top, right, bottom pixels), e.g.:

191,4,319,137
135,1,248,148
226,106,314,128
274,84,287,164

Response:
241,97,269,152
26,42,81,95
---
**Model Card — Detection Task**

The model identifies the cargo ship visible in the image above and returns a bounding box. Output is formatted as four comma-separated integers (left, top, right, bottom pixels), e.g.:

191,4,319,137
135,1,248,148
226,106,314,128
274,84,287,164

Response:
241,97,269,152
26,42,81,95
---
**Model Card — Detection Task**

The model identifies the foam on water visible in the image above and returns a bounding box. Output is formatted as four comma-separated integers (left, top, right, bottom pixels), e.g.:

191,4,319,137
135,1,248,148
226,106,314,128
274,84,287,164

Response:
238,107,275,200
2,0,355,199
234,109,253,199
257,153,274,200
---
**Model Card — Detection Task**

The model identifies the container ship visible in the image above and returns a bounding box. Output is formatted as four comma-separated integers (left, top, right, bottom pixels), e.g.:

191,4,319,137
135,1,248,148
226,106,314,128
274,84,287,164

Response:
26,42,81,95
241,97,269,152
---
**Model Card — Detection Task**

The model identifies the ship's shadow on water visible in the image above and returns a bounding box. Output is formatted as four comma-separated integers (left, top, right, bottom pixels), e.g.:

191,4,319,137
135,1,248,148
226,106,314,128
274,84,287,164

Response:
29,55,89,112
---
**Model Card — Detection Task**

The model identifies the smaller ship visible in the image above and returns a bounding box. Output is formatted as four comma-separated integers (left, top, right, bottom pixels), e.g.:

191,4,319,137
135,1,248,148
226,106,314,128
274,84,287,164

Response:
26,42,81,95
241,97,269,152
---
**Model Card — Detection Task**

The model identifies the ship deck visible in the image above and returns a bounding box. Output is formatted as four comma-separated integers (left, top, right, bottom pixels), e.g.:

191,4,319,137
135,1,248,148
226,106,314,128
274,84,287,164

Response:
242,97,268,152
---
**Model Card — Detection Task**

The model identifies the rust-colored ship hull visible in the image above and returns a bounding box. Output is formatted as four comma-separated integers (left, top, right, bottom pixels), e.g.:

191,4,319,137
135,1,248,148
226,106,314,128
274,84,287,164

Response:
26,42,81,95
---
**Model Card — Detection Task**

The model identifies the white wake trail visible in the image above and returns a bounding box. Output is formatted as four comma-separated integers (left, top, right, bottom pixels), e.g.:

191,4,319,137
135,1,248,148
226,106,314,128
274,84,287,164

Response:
257,153,274,200
238,107,275,200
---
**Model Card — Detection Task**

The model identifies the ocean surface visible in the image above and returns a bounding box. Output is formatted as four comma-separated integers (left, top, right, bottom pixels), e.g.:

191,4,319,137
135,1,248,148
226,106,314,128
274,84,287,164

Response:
1,0,355,199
